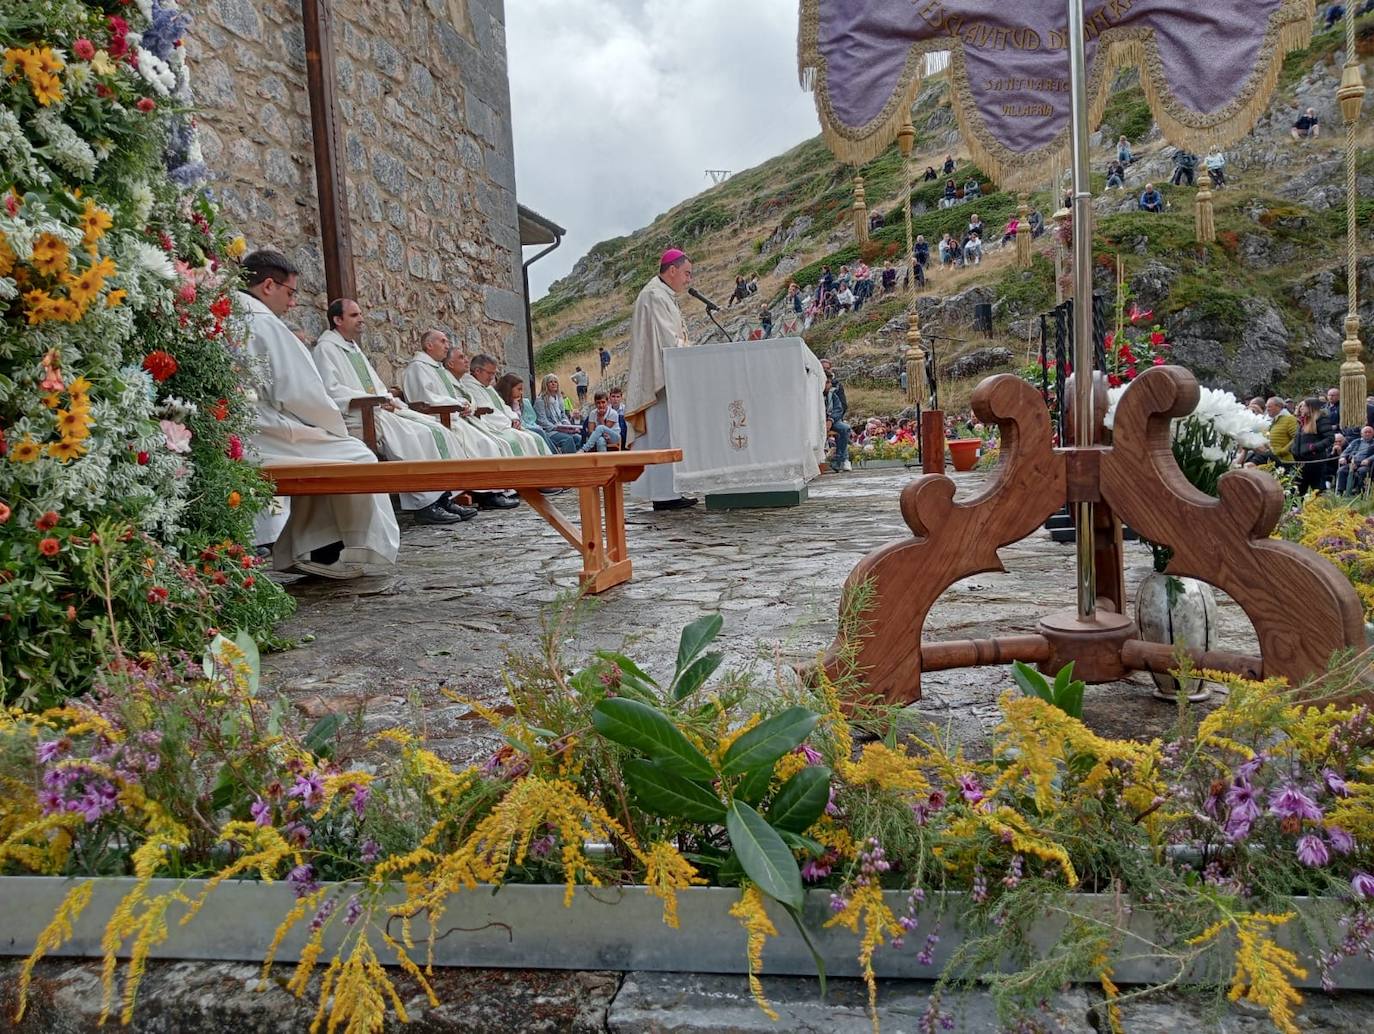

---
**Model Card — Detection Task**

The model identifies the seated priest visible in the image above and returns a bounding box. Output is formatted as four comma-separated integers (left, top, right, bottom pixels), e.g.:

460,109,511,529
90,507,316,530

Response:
237,249,399,579
453,353,552,456
402,331,520,510
313,299,478,524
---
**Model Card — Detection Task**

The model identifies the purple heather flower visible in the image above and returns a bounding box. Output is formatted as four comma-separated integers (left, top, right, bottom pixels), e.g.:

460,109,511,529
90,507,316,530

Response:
825,786,840,816
828,892,848,914
1297,834,1330,868
529,835,555,859
36,739,65,764
957,774,984,804
1235,753,1267,779
1270,785,1324,823
343,895,364,927
281,821,311,847
38,790,64,815
350,784,371,818
360,838,381,864
801,858,833,882
1327,826,1356,855
927,789,947,810
1323,769,1351,798
288,772,325,809
309,896,337,932
250,797,271,826
287,863,319,898
795,743,823,765
1351,872,1374,899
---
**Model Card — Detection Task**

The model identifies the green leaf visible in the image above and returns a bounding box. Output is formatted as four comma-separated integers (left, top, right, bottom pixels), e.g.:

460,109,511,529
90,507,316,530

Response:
675,613,723,677
595,650,659,688
720,707,821,777
767,766,832,833
776,830,825,856
735,760,775,805
781,904,828,999
670,651,724,702
717,852,745,886
725,801,803,909
592,698,715,779
305,713,345,759
1011,660,1052,703
623,759,726,823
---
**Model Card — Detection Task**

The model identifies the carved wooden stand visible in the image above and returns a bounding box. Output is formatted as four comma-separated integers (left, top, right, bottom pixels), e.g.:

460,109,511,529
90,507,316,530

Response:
823,367,1365,704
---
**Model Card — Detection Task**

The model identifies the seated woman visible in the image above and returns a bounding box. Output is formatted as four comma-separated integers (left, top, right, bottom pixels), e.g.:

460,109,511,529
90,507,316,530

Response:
496,373,558,453
532,374,583,453
963,177,981,199
999,216,1019,246
1105,159,1125,190
940,179,958,208
1117,135,1134,164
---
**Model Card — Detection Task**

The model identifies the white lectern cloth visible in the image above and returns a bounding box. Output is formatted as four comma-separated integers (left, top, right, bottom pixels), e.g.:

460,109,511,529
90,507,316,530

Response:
663,337,825,495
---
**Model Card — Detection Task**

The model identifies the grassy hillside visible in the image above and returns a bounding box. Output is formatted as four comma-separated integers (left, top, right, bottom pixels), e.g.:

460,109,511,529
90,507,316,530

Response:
530,16,1374,420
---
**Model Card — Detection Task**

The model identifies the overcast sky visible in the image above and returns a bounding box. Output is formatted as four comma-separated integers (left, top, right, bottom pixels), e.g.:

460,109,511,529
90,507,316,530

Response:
507,0,820,299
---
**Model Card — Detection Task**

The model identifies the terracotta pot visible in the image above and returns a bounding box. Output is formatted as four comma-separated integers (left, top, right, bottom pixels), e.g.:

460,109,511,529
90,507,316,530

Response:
947,438,981,471
1134,572,1217,702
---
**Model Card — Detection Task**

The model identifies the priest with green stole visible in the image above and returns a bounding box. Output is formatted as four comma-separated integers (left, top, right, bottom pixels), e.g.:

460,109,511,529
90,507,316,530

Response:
313,298,477,525
402,328,509,460
455,354,552,456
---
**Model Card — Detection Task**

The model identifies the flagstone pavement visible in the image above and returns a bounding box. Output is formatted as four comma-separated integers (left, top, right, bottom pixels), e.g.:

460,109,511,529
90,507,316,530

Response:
8,468,1369,1033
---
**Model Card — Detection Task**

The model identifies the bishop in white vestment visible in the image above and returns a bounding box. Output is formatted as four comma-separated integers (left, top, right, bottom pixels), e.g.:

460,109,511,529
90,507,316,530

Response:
237,281,398,576
456,355,551,456
625,249,694,507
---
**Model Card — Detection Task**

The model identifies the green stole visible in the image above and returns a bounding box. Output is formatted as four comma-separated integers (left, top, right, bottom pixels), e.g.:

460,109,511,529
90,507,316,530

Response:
345,347,450,458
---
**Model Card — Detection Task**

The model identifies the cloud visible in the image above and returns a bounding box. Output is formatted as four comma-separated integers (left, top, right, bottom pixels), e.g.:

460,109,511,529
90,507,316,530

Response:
508,0,820,297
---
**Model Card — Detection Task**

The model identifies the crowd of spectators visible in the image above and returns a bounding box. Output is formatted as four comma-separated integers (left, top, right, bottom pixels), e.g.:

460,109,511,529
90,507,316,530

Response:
1244,388,1374,497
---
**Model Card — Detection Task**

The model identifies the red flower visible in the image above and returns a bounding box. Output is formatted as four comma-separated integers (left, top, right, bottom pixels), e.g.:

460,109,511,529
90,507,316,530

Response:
210,296,232,320
0,501,10,524
1149,331,1166,346
142,350,178,382
95,83,112,98
226,434,244,461
1103,332,1115,351
35,511,59,531
210,399,229,421
1125,365,1137,379
1152,356,1166,366
73,38,95,61
136,97,156,113
136,450,149,465
3,194,16,215
212,572,228,586
39,538,60,557
1107,374,1122,387
66,605,77,621
243,576,255,589
240,555,256,569
146,586,169,604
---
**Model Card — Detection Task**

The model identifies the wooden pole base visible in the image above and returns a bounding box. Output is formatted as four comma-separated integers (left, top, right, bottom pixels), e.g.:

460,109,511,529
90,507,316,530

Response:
1037,606,1137,684
921,410,945,474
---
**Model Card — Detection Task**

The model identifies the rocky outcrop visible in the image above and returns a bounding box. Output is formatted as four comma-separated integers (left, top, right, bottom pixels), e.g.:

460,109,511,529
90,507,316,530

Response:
943,347,1014,379
1287,257,1374,357
1166,296,1291,397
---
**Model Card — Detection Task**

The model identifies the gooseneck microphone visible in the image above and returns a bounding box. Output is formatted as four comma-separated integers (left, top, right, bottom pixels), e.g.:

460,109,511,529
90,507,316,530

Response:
688,287,722,312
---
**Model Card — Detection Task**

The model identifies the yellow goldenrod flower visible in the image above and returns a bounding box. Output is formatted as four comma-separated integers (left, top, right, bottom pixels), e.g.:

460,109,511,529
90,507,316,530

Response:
66,375,93,397
728,886,779,1021
9,435,42,463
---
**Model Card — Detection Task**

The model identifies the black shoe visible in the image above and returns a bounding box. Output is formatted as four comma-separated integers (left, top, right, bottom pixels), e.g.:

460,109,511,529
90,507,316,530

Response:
476,492,520,510
652,496,699,511
540,487,568,496
413,501,465,525
309,540,345,565
442,499,480,520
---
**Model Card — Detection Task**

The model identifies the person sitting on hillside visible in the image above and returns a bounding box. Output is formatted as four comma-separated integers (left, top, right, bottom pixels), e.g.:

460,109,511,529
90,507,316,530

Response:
1117,135,1134,165
746,274,759,295
962,229,983,265
580,390,622,452
939,233,959,267
1028,209,1045,237
923,165,938,181
914,235,930,276
999,216,1020,246
941,179,958,208
1292,107,1320,140
835,282,856,312
942,154,956,176
869,210,885,232
1106,159,1126,190
819,264,836,301
1171,149,1198,187
963,177,982,200
853,260,873,307
881,262,898,294
1203,151,1227,187
728,275,748,307
1138,183,1164,213
967,213,985,239
532,374,583,453
1337,425,1374,495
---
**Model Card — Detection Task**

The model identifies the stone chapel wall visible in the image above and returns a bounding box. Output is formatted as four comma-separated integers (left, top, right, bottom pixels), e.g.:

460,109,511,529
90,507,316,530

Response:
186,0,527,381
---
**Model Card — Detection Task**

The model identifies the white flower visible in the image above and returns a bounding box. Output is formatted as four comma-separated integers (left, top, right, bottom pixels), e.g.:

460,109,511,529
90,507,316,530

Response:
126,181,155,225
129,239,176,280
32,111,98,180
136,50,177,96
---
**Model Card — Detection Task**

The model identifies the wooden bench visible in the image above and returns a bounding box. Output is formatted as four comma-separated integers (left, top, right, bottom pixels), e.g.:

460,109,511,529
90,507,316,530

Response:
262,450,682,593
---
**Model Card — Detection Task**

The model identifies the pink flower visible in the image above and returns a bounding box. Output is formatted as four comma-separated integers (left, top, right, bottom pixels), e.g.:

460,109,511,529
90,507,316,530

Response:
160,419,192,453
957,773,984,804
136,97,156,113
73,38,96,61
225,434,244,460
250,797,271,826
1296,834,1330,868
177,280,197,304
1352,872,1374,899
1270,785,1323,822
1326,825,1355,855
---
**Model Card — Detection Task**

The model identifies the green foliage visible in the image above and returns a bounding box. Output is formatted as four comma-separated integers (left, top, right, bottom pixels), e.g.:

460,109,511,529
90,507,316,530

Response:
726,800,804,909
534,318,620,370
1011,661,1085,719
993,256,1057,318
1099,83,1153,142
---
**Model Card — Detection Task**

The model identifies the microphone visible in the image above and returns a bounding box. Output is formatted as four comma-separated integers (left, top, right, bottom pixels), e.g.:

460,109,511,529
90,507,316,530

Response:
688,287,721,312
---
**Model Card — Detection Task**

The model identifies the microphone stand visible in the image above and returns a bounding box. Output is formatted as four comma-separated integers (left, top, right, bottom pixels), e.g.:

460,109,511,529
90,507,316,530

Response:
704,305,732,342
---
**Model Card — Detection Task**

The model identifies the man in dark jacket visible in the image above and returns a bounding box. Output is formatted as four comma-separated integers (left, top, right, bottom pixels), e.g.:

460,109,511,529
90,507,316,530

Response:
1337,425,1374,495
1171,149,1198,187
824,370,851,472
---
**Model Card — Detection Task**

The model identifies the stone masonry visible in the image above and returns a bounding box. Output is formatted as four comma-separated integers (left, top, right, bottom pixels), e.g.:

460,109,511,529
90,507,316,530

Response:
187,0,529,381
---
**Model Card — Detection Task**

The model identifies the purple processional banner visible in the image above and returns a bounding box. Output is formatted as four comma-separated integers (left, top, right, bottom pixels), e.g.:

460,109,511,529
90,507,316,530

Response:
798,0,1315,186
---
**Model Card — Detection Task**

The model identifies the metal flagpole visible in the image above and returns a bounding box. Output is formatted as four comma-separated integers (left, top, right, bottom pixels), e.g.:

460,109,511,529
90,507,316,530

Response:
1066,0,1096,619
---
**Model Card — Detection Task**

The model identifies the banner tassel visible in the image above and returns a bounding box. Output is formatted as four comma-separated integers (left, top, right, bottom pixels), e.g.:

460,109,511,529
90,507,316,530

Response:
1194,174,1215,244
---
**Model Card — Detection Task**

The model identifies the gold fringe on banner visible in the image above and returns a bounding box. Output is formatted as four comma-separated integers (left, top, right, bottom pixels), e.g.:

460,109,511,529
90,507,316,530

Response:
1195,175,1216,244
798,0,1316,190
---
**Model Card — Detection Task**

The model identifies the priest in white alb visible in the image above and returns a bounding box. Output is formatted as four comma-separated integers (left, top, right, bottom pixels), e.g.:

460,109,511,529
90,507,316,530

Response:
625,248,696,510
402,329,510,460
454,353,552,456
313,299,477,525
236,250,399,579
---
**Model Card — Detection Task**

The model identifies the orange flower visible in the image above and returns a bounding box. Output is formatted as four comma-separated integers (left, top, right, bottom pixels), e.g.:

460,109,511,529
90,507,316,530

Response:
66,376,93,397
227,491,242,509
38,537,60,557
105,289,127,308
30,233,69,276
0,230,15,278
46,438,87,462
55,410,90,439
80,199,113,252
0,500,10,523
35,510,58,531
9,436,41,463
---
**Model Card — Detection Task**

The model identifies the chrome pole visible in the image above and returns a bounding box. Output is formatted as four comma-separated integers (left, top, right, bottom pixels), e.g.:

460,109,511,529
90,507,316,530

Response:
1067,0,1096,618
